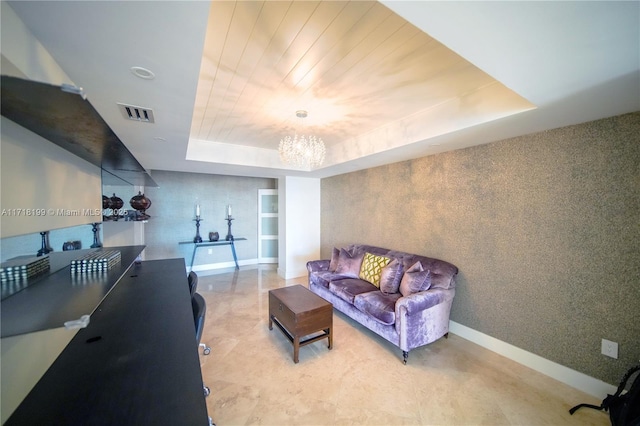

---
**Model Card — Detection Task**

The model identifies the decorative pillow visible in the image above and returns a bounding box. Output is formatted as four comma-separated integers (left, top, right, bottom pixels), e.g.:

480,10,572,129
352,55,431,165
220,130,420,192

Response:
329,247,340,272
335,248,364,278
399,261,432,297
359,252,391,288
379,259,403,294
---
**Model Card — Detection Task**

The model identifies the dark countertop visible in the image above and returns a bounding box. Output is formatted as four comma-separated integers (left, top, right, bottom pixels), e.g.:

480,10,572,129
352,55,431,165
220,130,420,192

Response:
5,258,208,425
1,246,145,338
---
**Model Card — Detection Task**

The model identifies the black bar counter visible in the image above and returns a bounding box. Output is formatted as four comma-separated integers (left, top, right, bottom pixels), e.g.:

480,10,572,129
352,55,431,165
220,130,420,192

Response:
5,258,208,425
1,246,145,338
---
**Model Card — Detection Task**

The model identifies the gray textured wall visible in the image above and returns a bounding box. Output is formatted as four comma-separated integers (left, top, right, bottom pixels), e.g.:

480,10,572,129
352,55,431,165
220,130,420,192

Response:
143,170,276,267
321,112,640,385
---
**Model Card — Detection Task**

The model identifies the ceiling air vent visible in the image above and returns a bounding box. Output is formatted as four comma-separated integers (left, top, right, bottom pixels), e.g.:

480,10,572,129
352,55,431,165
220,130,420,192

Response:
117,103,155,123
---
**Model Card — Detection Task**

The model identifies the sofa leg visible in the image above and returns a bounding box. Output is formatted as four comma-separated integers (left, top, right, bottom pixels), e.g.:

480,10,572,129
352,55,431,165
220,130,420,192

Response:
444,332,449,339
402,351,408,365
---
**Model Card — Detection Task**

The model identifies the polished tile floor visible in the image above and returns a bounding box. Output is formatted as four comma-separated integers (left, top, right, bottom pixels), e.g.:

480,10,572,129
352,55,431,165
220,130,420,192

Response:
197,266,607,426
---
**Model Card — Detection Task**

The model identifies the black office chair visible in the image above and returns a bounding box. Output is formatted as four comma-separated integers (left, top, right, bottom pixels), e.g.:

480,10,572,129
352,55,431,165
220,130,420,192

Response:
188,271,198,297
192,292,211,398
192,291,211,356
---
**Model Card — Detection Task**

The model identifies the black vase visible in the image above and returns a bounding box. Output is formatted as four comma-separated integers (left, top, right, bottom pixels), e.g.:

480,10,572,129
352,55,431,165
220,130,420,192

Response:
62,241,81,251
110,193,124,221
209,232,219,242
130,191,152,211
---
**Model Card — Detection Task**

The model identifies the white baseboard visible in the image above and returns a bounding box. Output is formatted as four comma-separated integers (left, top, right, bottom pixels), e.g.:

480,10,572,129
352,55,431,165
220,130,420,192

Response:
191,257,306,281
449,321,616,399
189,258,258,272
280,266,309,280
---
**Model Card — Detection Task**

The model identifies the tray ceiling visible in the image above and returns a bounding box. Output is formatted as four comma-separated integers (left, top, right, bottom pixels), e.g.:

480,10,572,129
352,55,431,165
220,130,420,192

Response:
4,1,638,178
188,1,534,169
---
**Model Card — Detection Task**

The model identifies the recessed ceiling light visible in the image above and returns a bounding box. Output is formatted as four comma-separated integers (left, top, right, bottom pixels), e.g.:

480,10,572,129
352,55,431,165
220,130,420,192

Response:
130,66,155,80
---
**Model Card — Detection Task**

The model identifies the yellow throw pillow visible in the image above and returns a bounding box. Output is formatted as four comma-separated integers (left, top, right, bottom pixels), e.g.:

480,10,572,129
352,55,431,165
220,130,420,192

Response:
359,252,391,288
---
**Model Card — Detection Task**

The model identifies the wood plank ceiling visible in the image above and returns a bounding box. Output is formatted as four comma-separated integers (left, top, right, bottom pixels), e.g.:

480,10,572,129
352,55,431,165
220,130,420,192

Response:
190,1,529,156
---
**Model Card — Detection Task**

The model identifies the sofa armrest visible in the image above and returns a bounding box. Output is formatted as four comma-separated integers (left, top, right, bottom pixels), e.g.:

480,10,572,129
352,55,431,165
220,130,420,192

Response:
395,289,448,316
307,260,330,273
395,288,455,351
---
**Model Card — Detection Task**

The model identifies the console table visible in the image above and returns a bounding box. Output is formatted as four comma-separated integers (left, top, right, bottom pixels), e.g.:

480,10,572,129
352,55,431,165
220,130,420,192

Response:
4,258,209,425
179,238,246,270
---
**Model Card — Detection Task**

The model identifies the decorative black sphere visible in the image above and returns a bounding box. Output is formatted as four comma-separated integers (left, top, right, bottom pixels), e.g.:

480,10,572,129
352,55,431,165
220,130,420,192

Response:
130,191,152,213
102,195,113,209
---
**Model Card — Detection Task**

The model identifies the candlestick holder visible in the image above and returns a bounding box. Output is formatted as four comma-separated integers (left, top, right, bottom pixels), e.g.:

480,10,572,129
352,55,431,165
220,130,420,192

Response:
90,222,103,248
225,216,234,241
193,217,203,243
37,231,53,256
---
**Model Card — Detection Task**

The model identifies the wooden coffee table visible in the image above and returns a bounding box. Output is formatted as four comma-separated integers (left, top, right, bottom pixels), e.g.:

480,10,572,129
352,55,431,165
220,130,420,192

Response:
268,285,333,363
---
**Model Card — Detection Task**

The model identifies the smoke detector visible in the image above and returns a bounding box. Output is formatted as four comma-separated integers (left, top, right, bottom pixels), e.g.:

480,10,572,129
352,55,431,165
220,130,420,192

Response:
117,103,155,123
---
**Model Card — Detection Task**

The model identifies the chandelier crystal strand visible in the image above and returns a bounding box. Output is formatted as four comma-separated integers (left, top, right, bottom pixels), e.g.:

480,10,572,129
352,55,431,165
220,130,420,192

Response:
278,111,326,169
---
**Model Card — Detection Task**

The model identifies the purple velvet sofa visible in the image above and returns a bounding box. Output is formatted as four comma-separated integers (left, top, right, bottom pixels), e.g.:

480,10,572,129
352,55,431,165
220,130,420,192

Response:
307,244,458,364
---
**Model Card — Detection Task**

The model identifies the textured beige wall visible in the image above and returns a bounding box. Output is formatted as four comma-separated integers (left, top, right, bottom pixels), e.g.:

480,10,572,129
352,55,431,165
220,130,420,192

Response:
321,112,640,385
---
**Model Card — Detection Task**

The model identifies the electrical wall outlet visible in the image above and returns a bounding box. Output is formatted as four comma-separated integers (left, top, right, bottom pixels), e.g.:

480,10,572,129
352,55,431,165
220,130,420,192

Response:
208,249,213,255
601,338,618,359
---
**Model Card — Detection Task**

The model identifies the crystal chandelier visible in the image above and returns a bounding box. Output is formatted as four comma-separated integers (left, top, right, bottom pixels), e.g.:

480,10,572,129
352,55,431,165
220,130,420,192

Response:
278,110,326,169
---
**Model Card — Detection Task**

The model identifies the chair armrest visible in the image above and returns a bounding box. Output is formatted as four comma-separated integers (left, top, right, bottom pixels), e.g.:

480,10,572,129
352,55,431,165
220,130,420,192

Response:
307,260,330,273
